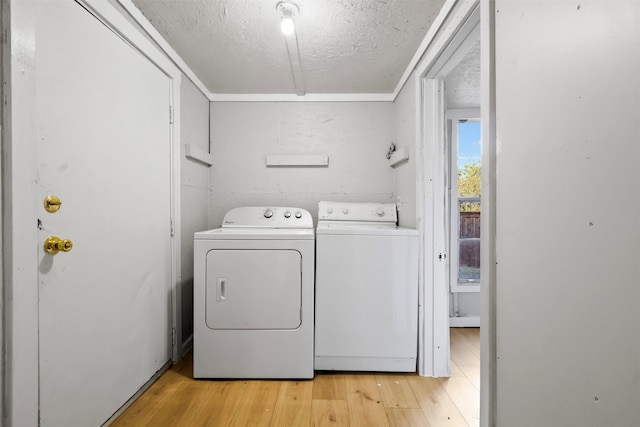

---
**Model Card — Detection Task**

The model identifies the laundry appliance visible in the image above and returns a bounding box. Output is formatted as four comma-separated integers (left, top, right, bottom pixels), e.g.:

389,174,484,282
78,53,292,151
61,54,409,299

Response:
314,201,419,372
193,206,314,378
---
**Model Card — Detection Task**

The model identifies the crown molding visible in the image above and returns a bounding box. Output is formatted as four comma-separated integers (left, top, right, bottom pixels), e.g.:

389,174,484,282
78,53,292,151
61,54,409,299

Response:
209,93,395,102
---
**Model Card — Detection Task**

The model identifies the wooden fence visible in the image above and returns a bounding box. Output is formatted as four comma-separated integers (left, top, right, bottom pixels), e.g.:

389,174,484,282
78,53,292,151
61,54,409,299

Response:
460,211,480,268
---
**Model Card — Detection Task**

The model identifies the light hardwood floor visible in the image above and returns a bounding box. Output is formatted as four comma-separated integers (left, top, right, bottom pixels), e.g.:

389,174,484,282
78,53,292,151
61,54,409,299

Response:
112,328,479,427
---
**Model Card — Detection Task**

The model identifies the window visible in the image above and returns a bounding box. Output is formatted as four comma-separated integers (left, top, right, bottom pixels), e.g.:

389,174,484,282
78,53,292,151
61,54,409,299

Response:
449,114,481,292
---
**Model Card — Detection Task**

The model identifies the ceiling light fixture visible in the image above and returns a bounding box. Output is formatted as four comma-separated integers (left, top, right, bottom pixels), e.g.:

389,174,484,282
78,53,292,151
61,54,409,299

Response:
276,1,299,35
281,17,295,35
276,1,305,96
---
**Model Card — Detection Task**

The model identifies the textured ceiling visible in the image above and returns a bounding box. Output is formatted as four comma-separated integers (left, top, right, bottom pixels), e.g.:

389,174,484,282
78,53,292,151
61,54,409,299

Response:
130,0,447,94
445,38,481,109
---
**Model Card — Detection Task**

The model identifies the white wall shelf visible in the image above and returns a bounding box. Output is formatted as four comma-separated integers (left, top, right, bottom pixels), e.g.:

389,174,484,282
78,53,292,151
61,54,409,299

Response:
185,144,213,167
389,146,410,167
266,154,329,167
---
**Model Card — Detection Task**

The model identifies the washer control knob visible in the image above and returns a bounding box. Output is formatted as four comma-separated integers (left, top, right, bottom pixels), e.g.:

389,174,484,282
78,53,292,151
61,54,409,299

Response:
264,208,273,218
327,208,333,214
284,211,291,218
376,208,385,217
342,208,349,214
295,211,302,219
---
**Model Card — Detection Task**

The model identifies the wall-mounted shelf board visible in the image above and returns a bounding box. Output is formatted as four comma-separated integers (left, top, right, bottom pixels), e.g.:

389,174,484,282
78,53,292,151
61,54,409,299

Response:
389,146,410,167
266,154,329,167
185,144,213,167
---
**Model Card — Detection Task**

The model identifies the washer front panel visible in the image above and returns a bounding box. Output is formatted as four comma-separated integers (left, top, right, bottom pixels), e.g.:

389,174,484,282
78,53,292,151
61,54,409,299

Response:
314,230,418,372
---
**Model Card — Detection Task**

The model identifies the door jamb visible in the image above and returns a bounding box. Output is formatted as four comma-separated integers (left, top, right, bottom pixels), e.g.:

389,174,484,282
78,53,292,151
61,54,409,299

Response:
0,0,6,422
480,1,497,426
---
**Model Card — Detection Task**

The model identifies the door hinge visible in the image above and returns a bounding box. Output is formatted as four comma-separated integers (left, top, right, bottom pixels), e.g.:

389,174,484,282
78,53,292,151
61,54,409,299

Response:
172,328,176,347
170,218,175,237
169,106,174,124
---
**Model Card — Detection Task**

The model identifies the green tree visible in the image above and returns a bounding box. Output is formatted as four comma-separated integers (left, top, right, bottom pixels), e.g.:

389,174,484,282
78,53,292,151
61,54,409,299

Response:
458,162,481,211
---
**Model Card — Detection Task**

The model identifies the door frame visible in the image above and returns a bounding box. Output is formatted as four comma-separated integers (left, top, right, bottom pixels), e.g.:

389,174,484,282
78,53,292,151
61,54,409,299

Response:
0,1,5,422
479,2,497,426
2,1,182,425
416,0,480,378
414,0,497,425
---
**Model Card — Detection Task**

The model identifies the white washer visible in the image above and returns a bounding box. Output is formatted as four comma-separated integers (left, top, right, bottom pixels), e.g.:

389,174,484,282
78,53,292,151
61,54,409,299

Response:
193,206,314,379
315,201,419,372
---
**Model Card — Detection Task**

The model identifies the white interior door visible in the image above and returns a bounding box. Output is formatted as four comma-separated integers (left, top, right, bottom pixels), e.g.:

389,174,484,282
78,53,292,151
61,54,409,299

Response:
36,2,173,425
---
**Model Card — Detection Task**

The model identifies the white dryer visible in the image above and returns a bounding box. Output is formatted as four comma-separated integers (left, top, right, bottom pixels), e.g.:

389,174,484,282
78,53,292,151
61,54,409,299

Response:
193,207,314,379
315,201,419,372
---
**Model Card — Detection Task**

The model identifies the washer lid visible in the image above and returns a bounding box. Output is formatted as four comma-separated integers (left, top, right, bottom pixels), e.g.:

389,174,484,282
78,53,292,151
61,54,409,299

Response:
221,206,313,229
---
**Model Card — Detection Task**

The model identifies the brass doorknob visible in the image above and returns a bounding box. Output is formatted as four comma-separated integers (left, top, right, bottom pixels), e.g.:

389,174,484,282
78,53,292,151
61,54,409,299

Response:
44,236,73,255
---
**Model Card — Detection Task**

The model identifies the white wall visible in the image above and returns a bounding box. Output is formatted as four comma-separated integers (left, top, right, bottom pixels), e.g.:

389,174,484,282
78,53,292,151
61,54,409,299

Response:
392,72,418,228
494,2,640,425
450,292,480,317
179,77,210,350
208,102,395,226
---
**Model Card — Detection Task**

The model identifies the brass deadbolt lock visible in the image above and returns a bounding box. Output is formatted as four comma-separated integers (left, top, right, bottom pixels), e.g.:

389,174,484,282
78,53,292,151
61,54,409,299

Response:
44,195,62,213
44,236,73,255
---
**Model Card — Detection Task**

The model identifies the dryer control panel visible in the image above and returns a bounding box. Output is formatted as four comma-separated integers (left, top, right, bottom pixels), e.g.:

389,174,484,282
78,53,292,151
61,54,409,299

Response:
222,206,313,229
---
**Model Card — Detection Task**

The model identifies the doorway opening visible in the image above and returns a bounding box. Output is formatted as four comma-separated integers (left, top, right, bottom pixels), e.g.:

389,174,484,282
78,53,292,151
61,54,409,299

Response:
416,0,481,378
412,0,495,425
441,26,482,427
447,110,481,328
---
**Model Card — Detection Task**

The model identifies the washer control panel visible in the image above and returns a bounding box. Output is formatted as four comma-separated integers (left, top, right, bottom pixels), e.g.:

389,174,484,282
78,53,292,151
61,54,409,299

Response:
222,206,313,229
317,201,397,223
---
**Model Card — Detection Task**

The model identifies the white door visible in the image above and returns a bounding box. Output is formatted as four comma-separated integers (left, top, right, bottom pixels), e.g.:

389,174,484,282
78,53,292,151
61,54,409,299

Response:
36,2,173,425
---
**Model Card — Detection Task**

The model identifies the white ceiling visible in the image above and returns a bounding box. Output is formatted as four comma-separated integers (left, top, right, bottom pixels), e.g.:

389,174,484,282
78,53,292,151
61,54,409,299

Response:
130,0,447,95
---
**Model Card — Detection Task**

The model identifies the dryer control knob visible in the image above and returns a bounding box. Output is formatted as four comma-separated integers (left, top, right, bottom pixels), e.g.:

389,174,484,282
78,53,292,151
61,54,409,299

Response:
342,208,349,214
295,211,302,219
264,208,274,218
327,208,333,214
376,208,385,217
284,211,291,218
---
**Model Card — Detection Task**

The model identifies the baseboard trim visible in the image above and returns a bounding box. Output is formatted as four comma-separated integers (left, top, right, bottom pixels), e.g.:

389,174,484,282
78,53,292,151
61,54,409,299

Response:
102,359,173,426
180,334,193,359
450,316,481,327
